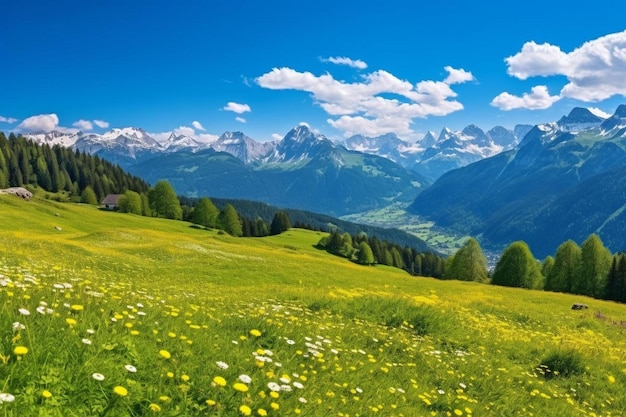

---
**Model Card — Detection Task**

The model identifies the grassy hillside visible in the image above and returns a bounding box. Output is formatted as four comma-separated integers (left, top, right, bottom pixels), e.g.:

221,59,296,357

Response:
1,195,625,416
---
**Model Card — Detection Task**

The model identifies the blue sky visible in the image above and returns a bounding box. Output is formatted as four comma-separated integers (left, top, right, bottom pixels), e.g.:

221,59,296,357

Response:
2,0,626,142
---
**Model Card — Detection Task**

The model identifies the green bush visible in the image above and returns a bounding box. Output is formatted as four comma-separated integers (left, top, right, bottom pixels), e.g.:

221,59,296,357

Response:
538,349,585,379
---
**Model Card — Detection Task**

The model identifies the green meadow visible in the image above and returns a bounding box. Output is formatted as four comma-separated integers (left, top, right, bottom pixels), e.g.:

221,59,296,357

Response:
1,195,625,416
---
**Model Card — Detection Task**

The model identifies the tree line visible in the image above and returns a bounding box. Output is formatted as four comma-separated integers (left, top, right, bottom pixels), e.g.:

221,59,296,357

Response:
0,132,148,201
444,235,626,303
316,229,445,278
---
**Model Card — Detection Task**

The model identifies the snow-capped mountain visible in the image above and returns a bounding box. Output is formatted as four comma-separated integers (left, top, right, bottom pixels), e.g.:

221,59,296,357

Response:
342,133,424,167
557,107,606,131
24,130,82,148
211,131,274,164
342,124,528,181
263,124,337,164
409,104,626,258
74,127,164,156
163,132,202,153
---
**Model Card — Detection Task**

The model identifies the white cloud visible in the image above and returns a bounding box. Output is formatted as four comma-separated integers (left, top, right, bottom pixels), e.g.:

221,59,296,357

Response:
94,119,109,128
195,133,218,143
496,30,626,108
174,126,196,137
0,115,18,124
17,113,60,132
192,120,205,131
256,65,473,137
271,133,283,141
491,85,561,111
235,116,246,123
444,66,474,85
587,107,612,119
223,102,251,114
72,119,93,131
322,56,368,69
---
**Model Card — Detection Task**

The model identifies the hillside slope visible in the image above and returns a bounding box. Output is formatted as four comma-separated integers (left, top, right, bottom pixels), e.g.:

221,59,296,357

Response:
409,106,626,257
1,196,625,416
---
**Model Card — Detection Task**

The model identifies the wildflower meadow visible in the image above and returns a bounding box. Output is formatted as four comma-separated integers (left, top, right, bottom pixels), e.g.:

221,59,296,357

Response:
0,195,625,416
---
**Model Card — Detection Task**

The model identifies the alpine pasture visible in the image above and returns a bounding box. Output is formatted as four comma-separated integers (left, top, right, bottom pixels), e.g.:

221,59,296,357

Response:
0,196,625,416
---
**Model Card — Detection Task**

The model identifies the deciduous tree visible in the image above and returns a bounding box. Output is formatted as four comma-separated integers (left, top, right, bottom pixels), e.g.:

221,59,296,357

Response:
443,238,489,282
492,241,543,289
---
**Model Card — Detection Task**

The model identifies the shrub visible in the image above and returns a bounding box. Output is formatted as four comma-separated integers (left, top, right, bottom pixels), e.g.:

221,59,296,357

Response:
537,349,585,379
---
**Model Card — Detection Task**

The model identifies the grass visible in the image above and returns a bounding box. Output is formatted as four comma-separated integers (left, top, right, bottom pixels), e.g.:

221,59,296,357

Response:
0,195,626,416
340,202,469,254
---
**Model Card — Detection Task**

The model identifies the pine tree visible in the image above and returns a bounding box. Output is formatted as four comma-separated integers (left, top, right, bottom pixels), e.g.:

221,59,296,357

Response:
270,211,292,235
443,238,489,282
492,241,543,289
545,240,581,293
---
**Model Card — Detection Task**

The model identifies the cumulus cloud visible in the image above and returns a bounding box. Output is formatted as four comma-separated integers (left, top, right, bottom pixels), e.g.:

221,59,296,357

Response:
223,102,251,114
72,119,93,131
444,66,474,84
0,115,18,124
322,56,368,69
491,85,560,111
587,107,612,119
271,133,283,141
174,126,196,137
192,120,205,131
235,116,246,123
94,119,109,128
256,65,473,137
494,30,626,110
17,113,60,132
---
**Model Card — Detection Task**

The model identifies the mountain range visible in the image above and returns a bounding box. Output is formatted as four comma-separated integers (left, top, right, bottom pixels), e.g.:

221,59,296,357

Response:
21,105,626,256
24,122,532,183
24,122,529,216
408,106,626,257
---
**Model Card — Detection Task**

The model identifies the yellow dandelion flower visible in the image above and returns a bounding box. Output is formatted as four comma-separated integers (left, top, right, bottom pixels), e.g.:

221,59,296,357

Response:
258,409,268,416
608,375,616,383
239,405,252,416
168,332,176,338
159,350,171,359
113,386,128,397
166,372,174,378
66,318,77,326
233,382,249,392
70,305,84,312
454,409,463,416
181,374,190,382
250,329,262,337
206,399,217,406
270,402,279,410
149,403,161,412
130,330,140,336
159,395,171,402
213,376,227,387
13,346,28,355
42,390,52,398
270,391,279,399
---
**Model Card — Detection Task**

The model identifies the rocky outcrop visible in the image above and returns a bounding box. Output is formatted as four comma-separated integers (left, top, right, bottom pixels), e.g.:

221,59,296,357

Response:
0,187,33,200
